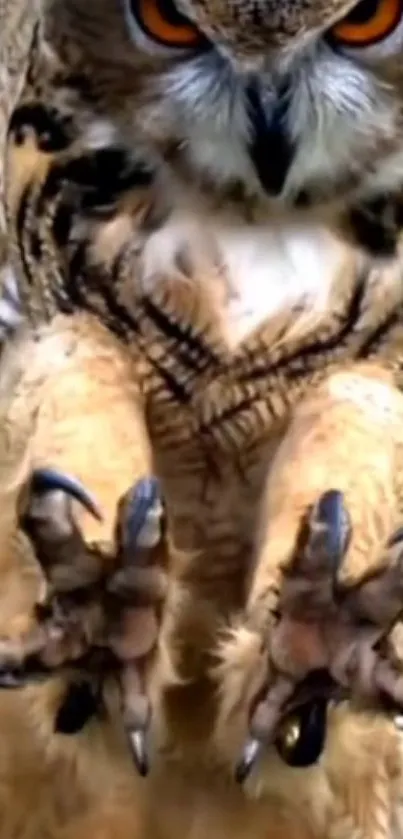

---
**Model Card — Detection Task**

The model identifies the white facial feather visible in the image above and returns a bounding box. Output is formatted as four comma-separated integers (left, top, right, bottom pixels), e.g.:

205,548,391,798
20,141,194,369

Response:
148,25,403,209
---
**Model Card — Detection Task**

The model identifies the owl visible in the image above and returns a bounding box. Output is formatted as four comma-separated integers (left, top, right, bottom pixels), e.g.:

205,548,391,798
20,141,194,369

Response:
1,1,403,839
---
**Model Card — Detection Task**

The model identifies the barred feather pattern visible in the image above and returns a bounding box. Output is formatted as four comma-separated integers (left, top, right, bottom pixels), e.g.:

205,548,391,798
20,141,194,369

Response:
1,3,403,839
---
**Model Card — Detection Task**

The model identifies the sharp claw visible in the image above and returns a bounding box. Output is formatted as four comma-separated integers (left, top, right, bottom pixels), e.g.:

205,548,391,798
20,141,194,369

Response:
314,490,351,570
127,728,150,777
29,468,103,521
54,681,99,735
122,477,162,551
235,737,263,784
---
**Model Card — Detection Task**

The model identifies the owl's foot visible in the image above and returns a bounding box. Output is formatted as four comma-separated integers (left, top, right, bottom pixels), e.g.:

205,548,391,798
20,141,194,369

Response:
0,468,167,776
228,491,403,782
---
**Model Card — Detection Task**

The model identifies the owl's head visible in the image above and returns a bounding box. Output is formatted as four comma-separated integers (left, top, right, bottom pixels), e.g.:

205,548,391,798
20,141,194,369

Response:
49,0,403,250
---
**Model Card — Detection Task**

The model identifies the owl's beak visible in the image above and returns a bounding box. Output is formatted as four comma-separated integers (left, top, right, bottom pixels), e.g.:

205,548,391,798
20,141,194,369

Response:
245,81,293,198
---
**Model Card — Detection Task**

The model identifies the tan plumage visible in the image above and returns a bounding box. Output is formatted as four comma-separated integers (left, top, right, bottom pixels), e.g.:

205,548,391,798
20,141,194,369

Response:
2,0,403,838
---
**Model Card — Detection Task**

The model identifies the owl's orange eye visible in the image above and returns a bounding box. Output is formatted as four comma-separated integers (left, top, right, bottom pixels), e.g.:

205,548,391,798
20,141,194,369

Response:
330,0,402,46
132,0,204,48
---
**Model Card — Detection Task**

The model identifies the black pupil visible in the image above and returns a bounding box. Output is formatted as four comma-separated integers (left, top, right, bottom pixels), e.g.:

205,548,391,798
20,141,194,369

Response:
343,0,381,24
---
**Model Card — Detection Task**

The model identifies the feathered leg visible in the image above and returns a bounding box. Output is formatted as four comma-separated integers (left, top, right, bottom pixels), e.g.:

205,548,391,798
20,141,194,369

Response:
216,362,403,780
0,316,168,774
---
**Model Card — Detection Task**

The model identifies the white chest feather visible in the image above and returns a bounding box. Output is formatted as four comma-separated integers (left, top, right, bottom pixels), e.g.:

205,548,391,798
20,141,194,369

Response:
142,210,347,349
215,222,344,346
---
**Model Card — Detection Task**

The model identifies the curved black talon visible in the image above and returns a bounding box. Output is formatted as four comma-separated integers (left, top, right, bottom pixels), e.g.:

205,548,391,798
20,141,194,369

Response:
235,737,263,784
235,698,328,783
120,477,162,551
312,490,351,573
54,680,100,734
29,468,103,521
275,698,328,768
127,727,150,777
